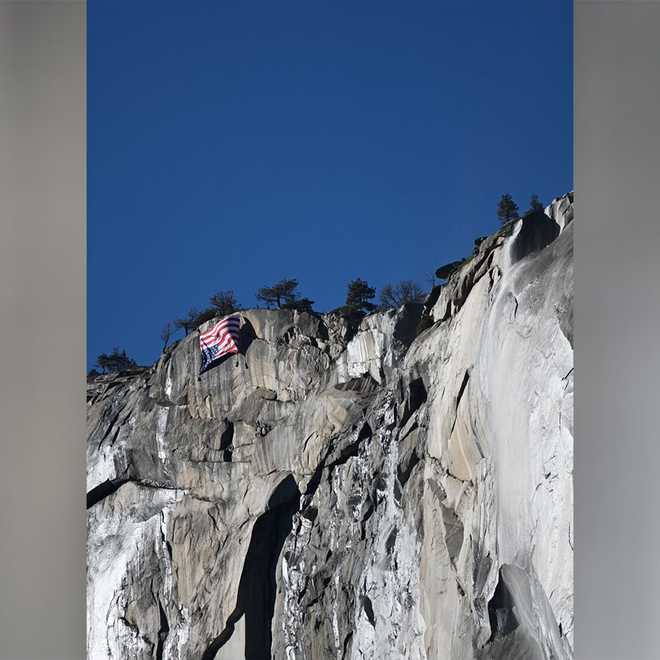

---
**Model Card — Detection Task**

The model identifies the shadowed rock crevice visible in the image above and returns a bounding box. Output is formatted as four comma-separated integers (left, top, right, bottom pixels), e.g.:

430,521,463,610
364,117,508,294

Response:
202,475,300,660
220,419,234,462
488,567,519,642
455,370,470,410
155,597,169,660
400,376,427,427
238,318,257,355
334,374,380,396
510,211,560,265
360,595,375,627
86,478,128,509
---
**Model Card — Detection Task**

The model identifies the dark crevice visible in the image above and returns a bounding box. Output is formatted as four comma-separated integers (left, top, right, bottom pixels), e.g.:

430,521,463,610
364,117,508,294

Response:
456,370,470,410
397,450,421,487
441,504,464,566
357,421,372,443
303,461,326,500
334,374,380,396
96,409,122,450
87,477,183,509
510,210,560,265
487,567,519,642
392,478,403,505
409,377,427,410
326,424,369,472
155,597,169,660
220,419,234,462
86,478,128,509
300,505,318,524
160,512,173,562
237,319,257,355
360,595,376,628
400,377,427,428
385,527,398,555
449,370,470,437
341,631,353,659
87,477,203,509
202,475,300,660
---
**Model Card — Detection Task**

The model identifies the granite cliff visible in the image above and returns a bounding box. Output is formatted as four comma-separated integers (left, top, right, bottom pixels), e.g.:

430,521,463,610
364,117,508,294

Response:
87,193,574,659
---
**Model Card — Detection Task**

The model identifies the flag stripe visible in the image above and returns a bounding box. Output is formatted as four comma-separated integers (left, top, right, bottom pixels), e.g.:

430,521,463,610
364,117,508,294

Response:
200,331,239,350
200,324,239,343
199,315,242,374
200,317,240,341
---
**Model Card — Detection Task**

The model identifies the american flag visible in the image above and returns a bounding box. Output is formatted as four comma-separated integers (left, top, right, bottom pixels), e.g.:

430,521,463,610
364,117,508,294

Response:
199,315,241,374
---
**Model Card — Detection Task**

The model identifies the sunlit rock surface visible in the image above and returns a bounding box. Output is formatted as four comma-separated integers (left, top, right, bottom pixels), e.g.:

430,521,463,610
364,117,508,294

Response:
87,194,573,659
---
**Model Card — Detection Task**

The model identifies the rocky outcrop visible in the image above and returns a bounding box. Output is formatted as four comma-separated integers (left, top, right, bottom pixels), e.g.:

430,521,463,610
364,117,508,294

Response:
87,194,573,659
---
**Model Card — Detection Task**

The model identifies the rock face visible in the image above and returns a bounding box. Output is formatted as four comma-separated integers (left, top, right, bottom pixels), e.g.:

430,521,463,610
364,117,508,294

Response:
87,194,574,660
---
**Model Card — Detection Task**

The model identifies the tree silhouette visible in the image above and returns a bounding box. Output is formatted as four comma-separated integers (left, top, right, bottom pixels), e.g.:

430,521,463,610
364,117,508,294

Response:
527,194,544,215
174,308,201,336
344,278,376,318
256,278,300,309
173,307,218,335
282,297,315,313
96,348,138,373
209,290,239,316
497,193,520,224
161,322,173,351
380,281,426,309
256,278,314,312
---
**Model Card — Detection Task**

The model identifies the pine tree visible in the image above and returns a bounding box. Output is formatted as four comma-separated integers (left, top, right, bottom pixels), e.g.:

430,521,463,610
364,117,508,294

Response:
174,308,201,336
161,322,173,351
497,193,520,224
527,194,544,214
96,347,138,373
256,279,300,309
344,278,376,317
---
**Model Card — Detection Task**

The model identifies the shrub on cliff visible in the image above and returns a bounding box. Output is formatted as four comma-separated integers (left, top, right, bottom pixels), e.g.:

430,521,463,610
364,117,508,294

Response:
174,307,219,336
96,348,138,373
380,280,426,309
161,322,173,351
497,193,519,224
256,278,300,309
344,278,376,317
416,313,434,336
281,297,315,313
527,194,544,215
209,290,240,316
255,278,315,313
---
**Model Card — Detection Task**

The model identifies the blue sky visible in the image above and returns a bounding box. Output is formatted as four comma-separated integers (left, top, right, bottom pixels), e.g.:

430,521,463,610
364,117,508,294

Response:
88,1,572,368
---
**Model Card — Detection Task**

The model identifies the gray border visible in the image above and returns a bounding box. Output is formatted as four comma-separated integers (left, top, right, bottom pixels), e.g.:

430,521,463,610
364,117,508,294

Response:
0,2,86,659
575,1,660,659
